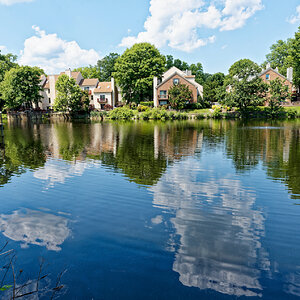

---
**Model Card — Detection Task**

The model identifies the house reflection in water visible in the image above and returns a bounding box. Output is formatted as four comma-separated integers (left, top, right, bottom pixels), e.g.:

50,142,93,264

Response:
150,159,270,297
0,209,70,251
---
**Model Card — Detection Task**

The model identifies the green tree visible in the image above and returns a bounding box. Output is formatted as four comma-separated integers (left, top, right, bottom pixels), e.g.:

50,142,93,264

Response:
168,84,193,110
0,66,43,110
0,51,18,83
203,72,225,105
291,26,300,91
0,51,18,109
165,55,175,70
164,55,189,71
264,39,294,76
224,59,267,114
190,63,205,85
73,65,99,79
113,43,165,103
53,74,89,113
97,53,120,82
267,78,290,114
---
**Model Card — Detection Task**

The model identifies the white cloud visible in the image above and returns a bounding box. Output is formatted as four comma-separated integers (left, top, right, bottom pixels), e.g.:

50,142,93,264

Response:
287,5,300,24
19,26,101,74
0,45,6,51
120,0,263,52
0,0,33,5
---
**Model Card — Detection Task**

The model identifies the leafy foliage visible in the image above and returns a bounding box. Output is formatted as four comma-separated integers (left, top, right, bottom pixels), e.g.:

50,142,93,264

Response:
203,72,226,105
108,106,134,120
73,53,120,82
168,84,193,110
165,55,205,85
53,74,89,113
113,43,165,103
224,59,267,115
267,78,290,115
291,26,300,90
0,66,43,110
263,39,294,76
73,65,99,79
97,53,120,82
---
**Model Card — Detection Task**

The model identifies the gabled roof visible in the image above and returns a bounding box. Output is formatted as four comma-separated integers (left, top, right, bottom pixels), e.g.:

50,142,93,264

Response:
259,67,292,83
156,72,199,90
80,78,99,87
94,82,112,93
59,71,80,80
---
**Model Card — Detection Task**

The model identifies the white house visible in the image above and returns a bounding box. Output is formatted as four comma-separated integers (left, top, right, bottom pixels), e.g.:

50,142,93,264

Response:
39,69,120,110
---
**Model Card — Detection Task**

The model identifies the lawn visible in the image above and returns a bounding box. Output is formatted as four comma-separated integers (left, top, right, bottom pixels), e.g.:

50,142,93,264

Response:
186,108,211,114
284,106,300,113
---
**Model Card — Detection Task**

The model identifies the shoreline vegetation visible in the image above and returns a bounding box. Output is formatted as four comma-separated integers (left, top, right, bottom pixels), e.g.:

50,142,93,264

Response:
2,105,300,122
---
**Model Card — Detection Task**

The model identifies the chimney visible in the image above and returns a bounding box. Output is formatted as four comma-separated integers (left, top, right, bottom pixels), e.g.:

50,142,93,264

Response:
111,77,115,107
275,67,279,73
65,68,72,78
153,77,158,107
266,63,271,69
287,67,293,82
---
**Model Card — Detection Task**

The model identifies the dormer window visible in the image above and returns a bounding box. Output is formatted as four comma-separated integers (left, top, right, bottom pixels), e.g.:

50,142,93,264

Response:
173,78,179,85
266,74,270,80
84,87,89,91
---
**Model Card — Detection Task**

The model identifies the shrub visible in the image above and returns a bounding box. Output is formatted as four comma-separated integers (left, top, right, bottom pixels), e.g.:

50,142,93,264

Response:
140,101,154,107
90,110,107,118
140,110,152,120
130,102,137,109
211,105,223,119
137,105,150,112
286,109,297,119
108,107,134,120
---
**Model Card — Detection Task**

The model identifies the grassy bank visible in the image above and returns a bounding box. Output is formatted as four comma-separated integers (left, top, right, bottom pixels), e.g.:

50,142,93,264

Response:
94,106,300,121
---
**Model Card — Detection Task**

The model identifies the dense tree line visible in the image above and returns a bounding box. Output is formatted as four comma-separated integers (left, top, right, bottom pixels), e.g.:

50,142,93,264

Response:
0,26,298,113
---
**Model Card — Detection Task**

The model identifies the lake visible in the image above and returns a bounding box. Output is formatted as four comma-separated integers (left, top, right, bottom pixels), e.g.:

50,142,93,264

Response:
0,119,300,299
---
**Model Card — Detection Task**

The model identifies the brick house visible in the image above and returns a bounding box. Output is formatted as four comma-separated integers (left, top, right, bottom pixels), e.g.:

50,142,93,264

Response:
153,67,203,107
259,64,297,103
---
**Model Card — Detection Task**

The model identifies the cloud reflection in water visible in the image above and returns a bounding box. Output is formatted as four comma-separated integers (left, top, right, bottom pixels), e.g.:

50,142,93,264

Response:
150,158,270,297
0,209,70,251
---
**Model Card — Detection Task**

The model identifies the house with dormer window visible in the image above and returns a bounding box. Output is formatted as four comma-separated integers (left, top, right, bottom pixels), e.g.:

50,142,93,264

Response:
153,67,203,107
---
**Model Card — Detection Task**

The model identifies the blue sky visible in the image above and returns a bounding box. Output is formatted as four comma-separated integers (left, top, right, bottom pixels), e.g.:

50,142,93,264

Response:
0,0,299,74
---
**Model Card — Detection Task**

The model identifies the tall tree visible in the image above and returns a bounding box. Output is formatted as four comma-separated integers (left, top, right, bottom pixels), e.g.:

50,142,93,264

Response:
203,72,225,104
53,74,89,113
190,63,205,85
113,43,165,103
264,39,293,76
268,78,290,114
73,66,99,79
0,51,18,109
97,53,120,82
224,59,267,114
291,26,300,91
0,66,43,110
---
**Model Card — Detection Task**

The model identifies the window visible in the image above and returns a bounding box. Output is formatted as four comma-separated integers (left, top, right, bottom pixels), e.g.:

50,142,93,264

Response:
100,95,106,101
84,87,89,91
159,100,168,105
266,74,270,80
173,78,179,85
48,89,50,94
91,95,94,100
49,98,51,104
160,90,167,98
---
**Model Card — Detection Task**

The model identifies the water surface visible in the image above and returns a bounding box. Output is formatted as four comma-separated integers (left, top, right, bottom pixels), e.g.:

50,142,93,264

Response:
0,119,300,299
